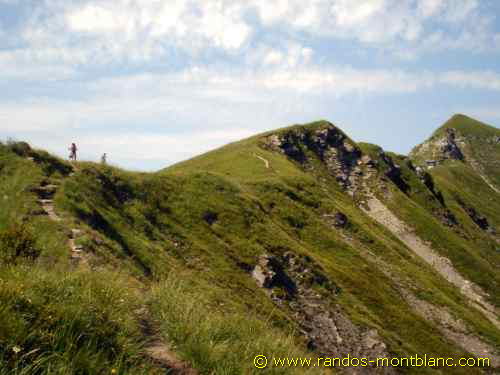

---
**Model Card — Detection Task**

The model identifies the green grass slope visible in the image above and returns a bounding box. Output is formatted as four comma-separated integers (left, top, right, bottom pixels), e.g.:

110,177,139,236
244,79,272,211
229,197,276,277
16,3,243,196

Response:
408,115,500,299
1,116,499,374
411,114,500,187
0,141,322,375
163,120,500,371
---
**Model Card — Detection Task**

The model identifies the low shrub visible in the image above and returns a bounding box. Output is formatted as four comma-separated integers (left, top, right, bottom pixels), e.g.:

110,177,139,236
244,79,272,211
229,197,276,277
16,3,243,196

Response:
0,223,39,264
6,141,32,158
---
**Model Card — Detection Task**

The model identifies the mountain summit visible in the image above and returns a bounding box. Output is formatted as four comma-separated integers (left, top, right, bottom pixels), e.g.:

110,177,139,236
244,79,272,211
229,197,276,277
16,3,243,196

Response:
411,114,500,192
1,115,499,374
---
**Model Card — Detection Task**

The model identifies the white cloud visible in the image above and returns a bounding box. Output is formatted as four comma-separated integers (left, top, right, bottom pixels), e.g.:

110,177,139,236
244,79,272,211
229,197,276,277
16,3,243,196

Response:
67,4,130,33
418,0,445,17
63,0,252,55
0,50,76,80
0,100,74,132
262,49,284,65
252,0,292,25
87,65,434,98
196,2,252,50
5,65,500,134
8,0,496,68
441,71,500,90
331,0,386,28
251,0,491,55
247,42,314,68
3,63,500,170
442,0,479,22
4,66,500,135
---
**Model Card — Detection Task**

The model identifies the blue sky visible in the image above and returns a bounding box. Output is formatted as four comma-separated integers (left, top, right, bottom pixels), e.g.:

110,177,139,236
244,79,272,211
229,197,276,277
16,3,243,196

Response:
1,0,500,170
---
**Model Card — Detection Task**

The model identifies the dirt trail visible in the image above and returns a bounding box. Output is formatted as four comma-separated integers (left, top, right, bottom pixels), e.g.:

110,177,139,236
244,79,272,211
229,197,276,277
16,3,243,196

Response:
34,179,89,265
405,292,500,367
136,308,197,375
362,196,500,330
253,153,270,169
30,160,195,373
343,232,500,367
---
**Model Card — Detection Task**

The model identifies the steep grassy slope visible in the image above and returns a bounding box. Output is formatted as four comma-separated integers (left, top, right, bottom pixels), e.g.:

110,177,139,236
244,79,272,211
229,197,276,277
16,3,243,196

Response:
409,114,500,298
163,120,500,372
0,142,323,375
0,143,158,374
1,115,499,374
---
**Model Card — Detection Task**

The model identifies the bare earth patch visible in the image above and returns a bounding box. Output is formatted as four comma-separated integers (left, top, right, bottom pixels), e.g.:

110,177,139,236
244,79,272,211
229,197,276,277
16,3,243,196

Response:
362,196,500,330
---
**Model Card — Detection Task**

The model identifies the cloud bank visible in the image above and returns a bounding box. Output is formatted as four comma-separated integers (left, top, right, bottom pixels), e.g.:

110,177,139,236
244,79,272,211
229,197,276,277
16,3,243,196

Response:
1,0,499,169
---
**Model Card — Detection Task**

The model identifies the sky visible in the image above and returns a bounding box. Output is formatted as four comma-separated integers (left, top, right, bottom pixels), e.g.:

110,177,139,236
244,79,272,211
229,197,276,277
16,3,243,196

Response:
1,0,500,171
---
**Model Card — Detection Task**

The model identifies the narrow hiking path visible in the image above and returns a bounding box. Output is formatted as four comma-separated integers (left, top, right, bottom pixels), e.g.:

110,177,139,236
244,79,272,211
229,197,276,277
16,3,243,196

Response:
253,153,270,169
30,159,197,374
33,178,88,265
362,196,500,330
136,307,198,375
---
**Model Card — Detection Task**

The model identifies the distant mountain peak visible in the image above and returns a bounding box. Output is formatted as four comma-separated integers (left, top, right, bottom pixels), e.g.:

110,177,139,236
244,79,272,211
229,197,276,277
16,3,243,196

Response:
410,114,500,163
438,113,499,136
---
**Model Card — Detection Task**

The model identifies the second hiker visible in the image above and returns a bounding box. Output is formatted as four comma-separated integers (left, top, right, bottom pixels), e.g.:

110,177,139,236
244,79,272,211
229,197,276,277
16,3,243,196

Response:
69,143,78,161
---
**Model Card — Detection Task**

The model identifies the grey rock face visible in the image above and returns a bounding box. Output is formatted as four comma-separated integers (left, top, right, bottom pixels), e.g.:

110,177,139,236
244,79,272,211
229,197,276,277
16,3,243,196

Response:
333,212,348,228
441,128,464,161
323,212,349,228
252,252,394,374
264,125,363,192
378,151,410,194
457,200,492,231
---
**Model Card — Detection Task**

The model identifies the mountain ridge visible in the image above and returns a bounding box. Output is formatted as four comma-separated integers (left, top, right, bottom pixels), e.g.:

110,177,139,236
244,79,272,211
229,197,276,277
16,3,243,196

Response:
1,114,499,374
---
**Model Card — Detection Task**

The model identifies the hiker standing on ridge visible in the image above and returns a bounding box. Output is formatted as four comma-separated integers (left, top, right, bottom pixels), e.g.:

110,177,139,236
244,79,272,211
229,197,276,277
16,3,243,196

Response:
101,153,107,165
69,143,78,161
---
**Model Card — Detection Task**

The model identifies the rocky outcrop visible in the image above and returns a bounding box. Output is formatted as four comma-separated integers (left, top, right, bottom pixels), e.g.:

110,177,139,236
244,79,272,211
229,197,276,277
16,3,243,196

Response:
323,211,349,228
378,152,409,194
202,211,218,225
416,170,444,203
440,128,465,161
439,210,459,227
252,253,335,298
410,127,466,165
251,254,297,294
414,168,462,230
264,125,363,193
456,199,492,232
252,252,394,374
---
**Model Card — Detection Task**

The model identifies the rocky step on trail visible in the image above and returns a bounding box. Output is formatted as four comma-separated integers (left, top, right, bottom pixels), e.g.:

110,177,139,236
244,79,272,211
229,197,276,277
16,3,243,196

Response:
28,159,195,373
32,176,88,265
37,199,61,222
31,184,58,199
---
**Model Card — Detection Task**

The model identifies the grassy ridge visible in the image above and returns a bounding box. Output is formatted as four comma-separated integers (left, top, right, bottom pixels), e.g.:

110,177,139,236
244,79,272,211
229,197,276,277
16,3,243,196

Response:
1,114,499,374
0,142,326,374
45,156,484,371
